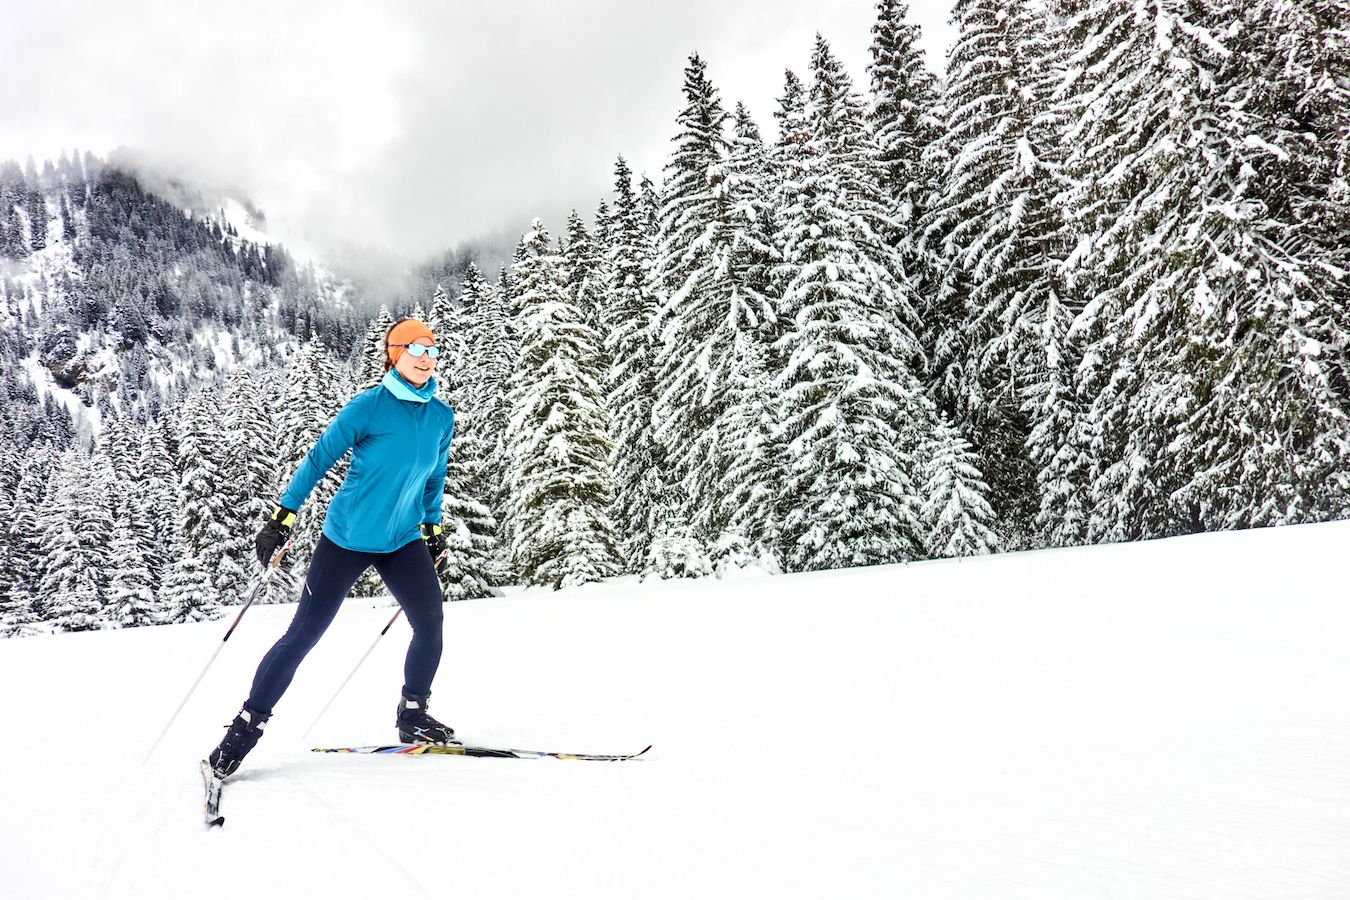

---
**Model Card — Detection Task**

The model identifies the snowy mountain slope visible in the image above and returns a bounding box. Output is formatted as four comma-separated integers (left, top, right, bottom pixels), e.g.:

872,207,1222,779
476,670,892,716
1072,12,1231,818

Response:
0,521,1346,899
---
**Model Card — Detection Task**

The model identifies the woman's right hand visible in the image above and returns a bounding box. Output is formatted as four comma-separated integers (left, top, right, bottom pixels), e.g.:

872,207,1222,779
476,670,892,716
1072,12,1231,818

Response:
255,505,297,568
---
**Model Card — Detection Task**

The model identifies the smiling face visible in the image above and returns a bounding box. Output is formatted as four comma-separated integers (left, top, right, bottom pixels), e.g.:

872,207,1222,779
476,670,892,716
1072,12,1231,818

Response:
393,336,438,387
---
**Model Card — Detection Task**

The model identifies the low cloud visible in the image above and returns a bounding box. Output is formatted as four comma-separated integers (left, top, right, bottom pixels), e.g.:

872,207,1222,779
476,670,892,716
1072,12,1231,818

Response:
2,0,953,279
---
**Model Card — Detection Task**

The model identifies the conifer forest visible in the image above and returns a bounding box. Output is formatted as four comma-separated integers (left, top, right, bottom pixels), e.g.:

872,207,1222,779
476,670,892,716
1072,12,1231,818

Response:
1,0,1347,635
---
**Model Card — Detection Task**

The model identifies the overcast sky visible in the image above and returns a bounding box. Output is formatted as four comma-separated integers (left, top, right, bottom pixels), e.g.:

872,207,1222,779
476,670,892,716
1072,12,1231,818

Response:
2,0,955,270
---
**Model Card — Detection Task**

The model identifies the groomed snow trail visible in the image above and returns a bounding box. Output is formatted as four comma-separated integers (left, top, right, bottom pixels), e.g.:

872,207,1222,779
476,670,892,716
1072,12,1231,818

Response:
1,521,1346,899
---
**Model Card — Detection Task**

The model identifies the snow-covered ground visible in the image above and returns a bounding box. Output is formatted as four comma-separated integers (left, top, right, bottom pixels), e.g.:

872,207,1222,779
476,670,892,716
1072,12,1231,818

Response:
2,521,1347,899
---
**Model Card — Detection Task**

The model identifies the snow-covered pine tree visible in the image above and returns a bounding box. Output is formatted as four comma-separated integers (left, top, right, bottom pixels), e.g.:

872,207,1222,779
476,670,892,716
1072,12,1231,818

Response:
58,193,75,243
162,530,219,623
716,331,789,564
644,523,714,580
436,409,502,600
0,446,51,636
222,368,277,589
428,284,470,409
592,197,614,294
26,187,47,252
726,102,781,347
135,416,178,594
867,0,943,251
460,261,516,547
101,412,139,485
653,54,777,544
0,441,15,615
770,38,932,571
1047,0,1350,539
920,415,999,558
504,219,623,589
639,175,662,245
176,387,243,604
918,0,1068,546
1026,283,1090,545
106,494,161,627
563,210,606,346
36,449,107,631
1148,0,1350,528
602,157,666,570
427,285,454,345
358,305,396,391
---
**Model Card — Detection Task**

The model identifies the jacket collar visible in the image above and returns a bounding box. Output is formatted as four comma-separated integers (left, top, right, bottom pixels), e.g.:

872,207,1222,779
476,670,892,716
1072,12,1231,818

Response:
382,369,437,404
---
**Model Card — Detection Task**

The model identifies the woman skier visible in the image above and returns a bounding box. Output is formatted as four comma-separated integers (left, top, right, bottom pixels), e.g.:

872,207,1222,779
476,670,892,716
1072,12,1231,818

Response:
208,318,457,777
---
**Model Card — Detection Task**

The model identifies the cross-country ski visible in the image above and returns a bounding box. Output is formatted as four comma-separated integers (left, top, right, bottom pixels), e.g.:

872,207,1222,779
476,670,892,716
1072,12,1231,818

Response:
312,742,652,761
199,760,225,828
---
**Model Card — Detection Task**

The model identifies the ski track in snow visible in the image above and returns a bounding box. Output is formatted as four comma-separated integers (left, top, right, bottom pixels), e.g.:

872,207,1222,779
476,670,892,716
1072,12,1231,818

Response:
1,521,1348,899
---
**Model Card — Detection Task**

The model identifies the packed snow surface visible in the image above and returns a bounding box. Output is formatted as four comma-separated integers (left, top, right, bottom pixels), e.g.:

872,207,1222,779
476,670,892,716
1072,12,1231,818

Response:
2,521,1347,899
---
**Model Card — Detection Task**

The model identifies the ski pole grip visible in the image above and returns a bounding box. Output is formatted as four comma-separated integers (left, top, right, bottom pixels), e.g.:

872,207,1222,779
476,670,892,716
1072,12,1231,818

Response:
269,540,292,569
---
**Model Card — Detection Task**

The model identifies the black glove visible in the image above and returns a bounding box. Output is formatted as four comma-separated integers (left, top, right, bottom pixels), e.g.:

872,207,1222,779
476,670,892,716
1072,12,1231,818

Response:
255,505,296,568
421,523,448,574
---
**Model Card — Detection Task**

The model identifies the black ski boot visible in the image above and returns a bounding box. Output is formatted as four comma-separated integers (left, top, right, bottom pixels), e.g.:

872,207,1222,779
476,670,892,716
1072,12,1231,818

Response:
396,692,456,744
208,707,271,777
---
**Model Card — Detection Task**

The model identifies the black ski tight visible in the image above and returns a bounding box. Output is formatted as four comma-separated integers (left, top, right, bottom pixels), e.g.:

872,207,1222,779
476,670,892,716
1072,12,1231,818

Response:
246,535,443,715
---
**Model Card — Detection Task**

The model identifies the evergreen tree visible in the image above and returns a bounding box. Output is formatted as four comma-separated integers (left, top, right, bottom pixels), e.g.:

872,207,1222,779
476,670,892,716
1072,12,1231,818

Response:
136,417,178,594
358,305,396,390
460,261,516,540
437,410,503,600
602,157,666,570
1,447,50,635
653,54,776,544
868,0,943,240
429,284,471,410
101,412,138,486
106,495,161,627
1165,0,1350,528
59,192,76,243
1047,0,1350,539
27,187,47,251
726,102,780,345
563,210,606,339
0,437,20,610
4,204,28,258
919,0,1067,545
36,449,106,631
644,524,715,580
162,531,219,623
222,369,276,594
176,387,243,603
920,416,999,558
771,38,932,571
504,219,623,588
427,286,456,356
716,331,789,562
591,198,615,343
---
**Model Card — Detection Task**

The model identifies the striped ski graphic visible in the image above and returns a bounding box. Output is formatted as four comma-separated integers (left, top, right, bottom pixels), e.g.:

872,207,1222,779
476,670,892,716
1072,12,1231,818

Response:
312,743,651,762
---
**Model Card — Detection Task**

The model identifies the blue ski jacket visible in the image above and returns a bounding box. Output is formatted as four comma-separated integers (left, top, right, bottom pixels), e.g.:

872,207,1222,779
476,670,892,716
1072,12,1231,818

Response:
279,370,456,554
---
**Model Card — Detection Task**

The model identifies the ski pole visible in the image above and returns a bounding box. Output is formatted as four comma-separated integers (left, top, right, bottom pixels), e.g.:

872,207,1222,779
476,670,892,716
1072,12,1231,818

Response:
142,543,291,763
302,549,448,739
302,607,404,739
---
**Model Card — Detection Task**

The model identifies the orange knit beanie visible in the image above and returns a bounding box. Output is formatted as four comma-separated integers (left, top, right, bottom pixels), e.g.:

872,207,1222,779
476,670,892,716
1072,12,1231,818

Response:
387,319,436,366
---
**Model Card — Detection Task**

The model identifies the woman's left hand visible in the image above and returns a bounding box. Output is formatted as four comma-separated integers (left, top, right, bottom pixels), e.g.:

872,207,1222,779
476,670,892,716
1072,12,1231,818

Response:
420,523,449,574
